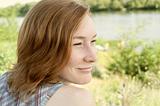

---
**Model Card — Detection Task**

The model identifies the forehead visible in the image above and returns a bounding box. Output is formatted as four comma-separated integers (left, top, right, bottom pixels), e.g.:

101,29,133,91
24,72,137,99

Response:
73,14,96,39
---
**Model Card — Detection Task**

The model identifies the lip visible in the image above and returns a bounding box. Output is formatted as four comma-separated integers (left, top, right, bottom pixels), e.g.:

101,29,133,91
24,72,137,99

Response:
77,67,93,72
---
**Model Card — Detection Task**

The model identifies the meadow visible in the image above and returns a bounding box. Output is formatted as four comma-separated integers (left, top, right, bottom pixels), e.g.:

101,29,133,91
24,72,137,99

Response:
1,16,160,106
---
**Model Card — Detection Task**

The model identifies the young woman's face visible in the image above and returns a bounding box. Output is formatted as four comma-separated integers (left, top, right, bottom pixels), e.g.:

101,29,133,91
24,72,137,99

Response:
60,14,97,84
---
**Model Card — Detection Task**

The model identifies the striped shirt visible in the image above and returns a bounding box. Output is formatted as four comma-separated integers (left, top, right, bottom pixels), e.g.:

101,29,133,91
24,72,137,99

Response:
0,72,63,106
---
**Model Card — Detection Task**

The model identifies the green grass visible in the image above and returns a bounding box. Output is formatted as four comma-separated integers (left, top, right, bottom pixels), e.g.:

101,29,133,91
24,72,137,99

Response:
0,41,16,74
0,17,17,74
85,75,160,106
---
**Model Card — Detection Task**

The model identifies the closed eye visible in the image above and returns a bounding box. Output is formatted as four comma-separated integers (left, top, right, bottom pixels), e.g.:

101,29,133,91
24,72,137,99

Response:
91,40,96,43
91,40,97,45
73,42,82,46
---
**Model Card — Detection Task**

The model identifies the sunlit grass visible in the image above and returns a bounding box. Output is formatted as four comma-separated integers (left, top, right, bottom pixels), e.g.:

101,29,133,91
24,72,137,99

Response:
85,75,160,106
0,41,16,74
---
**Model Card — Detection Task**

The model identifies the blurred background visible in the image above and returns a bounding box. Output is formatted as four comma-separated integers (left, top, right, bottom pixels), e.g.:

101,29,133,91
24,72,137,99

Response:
0,0,160,106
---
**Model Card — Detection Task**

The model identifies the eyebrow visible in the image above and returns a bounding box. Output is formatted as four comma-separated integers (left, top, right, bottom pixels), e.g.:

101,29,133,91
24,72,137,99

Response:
73,34,97,39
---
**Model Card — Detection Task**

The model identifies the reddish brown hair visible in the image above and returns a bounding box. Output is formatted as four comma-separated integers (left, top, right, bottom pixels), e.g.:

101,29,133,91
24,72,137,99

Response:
8,0,89,98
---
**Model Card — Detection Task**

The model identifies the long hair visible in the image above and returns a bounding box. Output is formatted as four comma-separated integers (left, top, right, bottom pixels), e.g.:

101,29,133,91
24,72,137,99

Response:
8,0,89,98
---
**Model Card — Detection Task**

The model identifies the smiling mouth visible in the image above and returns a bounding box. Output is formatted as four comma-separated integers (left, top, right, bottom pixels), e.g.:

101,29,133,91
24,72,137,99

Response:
77,67,93,72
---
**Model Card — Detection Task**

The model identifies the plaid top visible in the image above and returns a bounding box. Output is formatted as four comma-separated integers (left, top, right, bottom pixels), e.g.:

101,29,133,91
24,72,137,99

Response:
0,72,63,106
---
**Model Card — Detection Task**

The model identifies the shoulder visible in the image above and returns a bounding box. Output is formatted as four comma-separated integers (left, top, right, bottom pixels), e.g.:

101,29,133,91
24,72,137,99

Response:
46,84,96,106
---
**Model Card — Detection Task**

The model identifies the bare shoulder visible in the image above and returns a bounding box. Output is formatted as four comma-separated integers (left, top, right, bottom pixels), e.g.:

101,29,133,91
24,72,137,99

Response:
46,84,96,106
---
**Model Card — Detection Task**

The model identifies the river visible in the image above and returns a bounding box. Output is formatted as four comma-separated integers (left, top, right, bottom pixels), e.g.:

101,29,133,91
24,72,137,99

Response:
92,11,160,41
1,11,160,41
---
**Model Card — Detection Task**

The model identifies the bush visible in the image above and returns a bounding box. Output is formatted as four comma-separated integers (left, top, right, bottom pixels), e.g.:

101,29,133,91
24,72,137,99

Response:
17,3,35,17
106,38,160,86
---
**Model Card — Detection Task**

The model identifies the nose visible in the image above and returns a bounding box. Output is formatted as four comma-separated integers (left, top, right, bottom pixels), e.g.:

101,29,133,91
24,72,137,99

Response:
83,46,97,63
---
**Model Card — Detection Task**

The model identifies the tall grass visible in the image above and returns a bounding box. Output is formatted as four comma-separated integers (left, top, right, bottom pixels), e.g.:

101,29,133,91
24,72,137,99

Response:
85,75,160,106
0,17,17,74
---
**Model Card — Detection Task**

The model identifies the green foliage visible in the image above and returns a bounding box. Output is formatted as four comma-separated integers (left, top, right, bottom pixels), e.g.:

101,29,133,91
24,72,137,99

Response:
0,17,18,42
96,37,108,46
0,0,160,17
109,0,125,10
88,74,160,106
17,3,35,17
83,0,160,12
0,45,16,74
0,42,16,74
92,67,103,79
106,38,160,86
0,16,17,74
0,5,19,17
0,3,35,17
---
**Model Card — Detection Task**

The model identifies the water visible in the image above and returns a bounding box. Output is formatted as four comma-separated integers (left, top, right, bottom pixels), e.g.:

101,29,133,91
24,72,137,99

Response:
1,11,160,41
92,12,160,40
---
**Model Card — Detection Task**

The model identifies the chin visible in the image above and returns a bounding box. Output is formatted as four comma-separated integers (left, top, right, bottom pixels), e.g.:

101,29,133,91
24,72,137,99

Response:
76,76,92,85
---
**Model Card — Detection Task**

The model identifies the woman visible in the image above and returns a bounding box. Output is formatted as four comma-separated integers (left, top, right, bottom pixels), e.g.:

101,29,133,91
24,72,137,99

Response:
0,0,97,106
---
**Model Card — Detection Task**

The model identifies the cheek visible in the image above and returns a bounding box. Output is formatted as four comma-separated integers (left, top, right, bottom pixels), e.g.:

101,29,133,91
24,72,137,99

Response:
59,67,72,81
69,49,84,66
62,72,92,84
59,49,92,84
60,65,92,84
